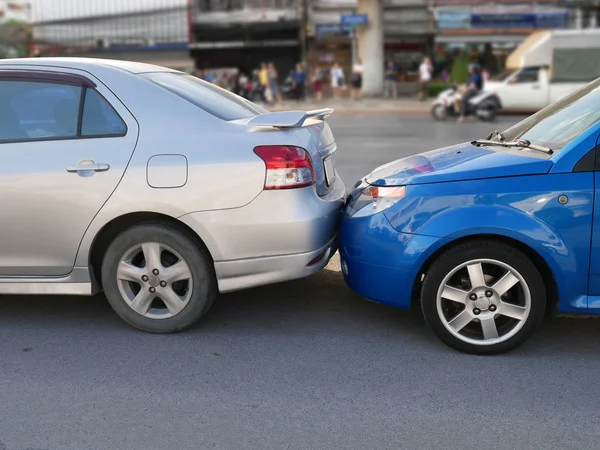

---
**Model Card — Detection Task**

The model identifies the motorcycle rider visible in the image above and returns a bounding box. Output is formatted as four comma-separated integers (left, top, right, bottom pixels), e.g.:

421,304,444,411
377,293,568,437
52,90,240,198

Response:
458,63,483,122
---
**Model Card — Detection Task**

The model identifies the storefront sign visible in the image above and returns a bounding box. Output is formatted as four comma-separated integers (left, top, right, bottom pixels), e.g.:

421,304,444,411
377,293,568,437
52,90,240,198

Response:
470,12,568,28
341,14,367,25
436,5,569,30
315,23,351,39
436,11,471,29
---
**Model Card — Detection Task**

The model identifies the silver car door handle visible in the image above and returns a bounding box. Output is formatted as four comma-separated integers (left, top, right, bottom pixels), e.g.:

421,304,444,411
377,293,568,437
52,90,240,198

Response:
67,163,110,173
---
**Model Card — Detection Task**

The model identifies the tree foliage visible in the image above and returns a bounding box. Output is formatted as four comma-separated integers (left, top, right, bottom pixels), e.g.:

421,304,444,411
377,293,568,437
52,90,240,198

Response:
0,19,31,57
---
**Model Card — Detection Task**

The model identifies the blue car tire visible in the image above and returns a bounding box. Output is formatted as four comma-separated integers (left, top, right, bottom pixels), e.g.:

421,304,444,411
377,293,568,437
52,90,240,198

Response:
420,239,546,355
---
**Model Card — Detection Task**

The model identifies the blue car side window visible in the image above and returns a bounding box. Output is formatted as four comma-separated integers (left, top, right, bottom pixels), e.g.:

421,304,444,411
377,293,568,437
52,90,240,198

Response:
0,81,82,142
81,88,127,137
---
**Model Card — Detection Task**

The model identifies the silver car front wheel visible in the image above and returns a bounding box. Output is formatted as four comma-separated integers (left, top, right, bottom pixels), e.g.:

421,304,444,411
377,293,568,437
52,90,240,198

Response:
102,223,216,333
421,240,546,354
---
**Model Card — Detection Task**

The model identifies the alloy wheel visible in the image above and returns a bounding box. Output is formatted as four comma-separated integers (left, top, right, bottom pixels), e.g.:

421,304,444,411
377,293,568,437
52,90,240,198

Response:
435,258,531,346
116,242,193,319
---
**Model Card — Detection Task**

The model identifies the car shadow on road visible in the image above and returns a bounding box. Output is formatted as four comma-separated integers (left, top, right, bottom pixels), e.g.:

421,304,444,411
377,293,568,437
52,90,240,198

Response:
0,267,598,357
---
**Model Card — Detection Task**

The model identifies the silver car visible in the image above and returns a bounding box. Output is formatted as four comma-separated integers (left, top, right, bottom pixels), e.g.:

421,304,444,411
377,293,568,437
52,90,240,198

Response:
0,58,345,333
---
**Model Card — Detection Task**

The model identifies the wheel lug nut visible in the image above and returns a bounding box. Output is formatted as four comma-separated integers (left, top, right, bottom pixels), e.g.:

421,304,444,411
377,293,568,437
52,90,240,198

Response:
489,304,497,312
141,275,149,282
153,269,159,275
160,281,167,288
149,287,156,294
485,290,493,298
473,308,481,315
469,293,477,301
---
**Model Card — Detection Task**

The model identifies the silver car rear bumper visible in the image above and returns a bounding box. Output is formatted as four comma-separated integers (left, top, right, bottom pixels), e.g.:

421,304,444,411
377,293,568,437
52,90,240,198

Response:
215,236,337,292
179,174,346,293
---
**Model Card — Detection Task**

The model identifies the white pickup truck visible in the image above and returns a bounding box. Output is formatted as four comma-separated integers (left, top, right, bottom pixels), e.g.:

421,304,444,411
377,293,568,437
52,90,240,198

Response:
484,66,583,113
484,29,600,113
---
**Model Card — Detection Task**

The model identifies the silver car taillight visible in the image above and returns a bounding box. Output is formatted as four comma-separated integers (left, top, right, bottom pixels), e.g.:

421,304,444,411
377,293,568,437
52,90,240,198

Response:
253,145,315,190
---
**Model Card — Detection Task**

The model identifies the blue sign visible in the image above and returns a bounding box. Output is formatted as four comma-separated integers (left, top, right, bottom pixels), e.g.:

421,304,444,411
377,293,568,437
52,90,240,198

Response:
470,12,568,29
436,11,471,30
315,23,352,38
341,14,368,25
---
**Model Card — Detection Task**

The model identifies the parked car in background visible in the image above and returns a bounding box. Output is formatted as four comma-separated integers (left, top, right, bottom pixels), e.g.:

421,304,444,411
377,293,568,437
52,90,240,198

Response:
341,75,600,354
485,29,600,113
0,58,345,333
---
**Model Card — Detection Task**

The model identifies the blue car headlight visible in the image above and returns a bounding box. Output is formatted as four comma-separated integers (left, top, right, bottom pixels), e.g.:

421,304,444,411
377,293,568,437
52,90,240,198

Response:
346,185,406,218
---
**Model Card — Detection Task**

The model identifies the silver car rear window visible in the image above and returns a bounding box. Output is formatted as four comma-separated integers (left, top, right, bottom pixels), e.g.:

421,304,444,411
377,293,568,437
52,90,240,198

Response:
141,72,266,121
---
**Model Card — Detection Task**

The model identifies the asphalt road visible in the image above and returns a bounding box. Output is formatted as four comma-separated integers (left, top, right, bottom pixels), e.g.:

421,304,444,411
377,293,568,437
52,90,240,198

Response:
2,115,600,450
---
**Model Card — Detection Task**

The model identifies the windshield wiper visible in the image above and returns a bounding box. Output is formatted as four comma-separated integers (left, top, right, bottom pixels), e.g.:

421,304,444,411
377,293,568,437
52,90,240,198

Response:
473,138,553,155
485,130,505,142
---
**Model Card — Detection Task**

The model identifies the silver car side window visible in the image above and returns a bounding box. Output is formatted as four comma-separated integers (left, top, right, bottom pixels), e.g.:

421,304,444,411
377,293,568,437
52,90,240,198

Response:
80,88,127,138
0,80,82,143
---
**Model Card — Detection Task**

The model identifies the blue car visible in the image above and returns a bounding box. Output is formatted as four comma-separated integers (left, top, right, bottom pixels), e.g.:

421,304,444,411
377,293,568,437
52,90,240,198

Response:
340,78,600,354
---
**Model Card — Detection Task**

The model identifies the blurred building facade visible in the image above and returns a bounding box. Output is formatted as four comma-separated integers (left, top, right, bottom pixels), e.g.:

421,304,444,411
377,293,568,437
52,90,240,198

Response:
31,0,194,70
431,0,600,66
189,0,301,75
189,0,434,84
20,0,600,93
308,0,434,83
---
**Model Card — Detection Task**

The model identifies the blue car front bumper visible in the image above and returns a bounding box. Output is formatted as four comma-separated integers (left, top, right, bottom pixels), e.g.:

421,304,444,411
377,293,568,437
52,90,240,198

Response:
339,212,443,310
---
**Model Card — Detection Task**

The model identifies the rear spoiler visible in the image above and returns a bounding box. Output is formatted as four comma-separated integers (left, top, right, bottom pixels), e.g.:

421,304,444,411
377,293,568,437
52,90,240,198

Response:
247,108,334,128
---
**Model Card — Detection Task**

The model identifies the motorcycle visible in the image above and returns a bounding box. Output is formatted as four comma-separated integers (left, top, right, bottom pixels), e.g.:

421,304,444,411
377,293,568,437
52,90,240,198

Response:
431,84,501,122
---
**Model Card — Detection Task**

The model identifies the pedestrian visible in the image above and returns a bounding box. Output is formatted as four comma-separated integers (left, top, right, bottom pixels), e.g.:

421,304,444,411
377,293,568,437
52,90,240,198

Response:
419,56,433,101
202,69,214,83
440,69,449,83
292,63,306,102
383,61,398,98
351,58,364,100
258,62,271,104
313,67,324,102
330,62,345,99
237,71,249,98
267,62,283,104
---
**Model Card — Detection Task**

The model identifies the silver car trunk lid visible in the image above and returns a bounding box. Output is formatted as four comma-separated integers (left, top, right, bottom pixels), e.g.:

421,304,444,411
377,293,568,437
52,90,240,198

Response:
291,119,337,196
235,109,338,196
245,108,336,196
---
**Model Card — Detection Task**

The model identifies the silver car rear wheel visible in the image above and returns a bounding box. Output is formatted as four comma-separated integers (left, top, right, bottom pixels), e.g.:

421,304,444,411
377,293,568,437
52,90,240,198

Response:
436,259,531,346
102,223,217,333
117,242,193,320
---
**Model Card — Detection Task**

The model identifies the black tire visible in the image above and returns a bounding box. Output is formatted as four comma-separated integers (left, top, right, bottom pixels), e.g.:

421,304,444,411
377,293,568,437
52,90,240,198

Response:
420,240,546,355
101,223,217,333
431,104,448,121
478,103,497,122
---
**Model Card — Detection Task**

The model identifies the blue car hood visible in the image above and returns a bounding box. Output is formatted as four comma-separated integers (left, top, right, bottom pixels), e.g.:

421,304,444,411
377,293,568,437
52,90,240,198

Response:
366,142,553,186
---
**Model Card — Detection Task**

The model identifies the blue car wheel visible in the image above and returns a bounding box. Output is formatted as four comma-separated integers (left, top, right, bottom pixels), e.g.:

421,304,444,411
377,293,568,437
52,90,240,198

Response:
420,240,546,355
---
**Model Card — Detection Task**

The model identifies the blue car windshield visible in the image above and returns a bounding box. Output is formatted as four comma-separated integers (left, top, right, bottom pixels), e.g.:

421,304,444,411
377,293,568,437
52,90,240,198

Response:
499,77,600,151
